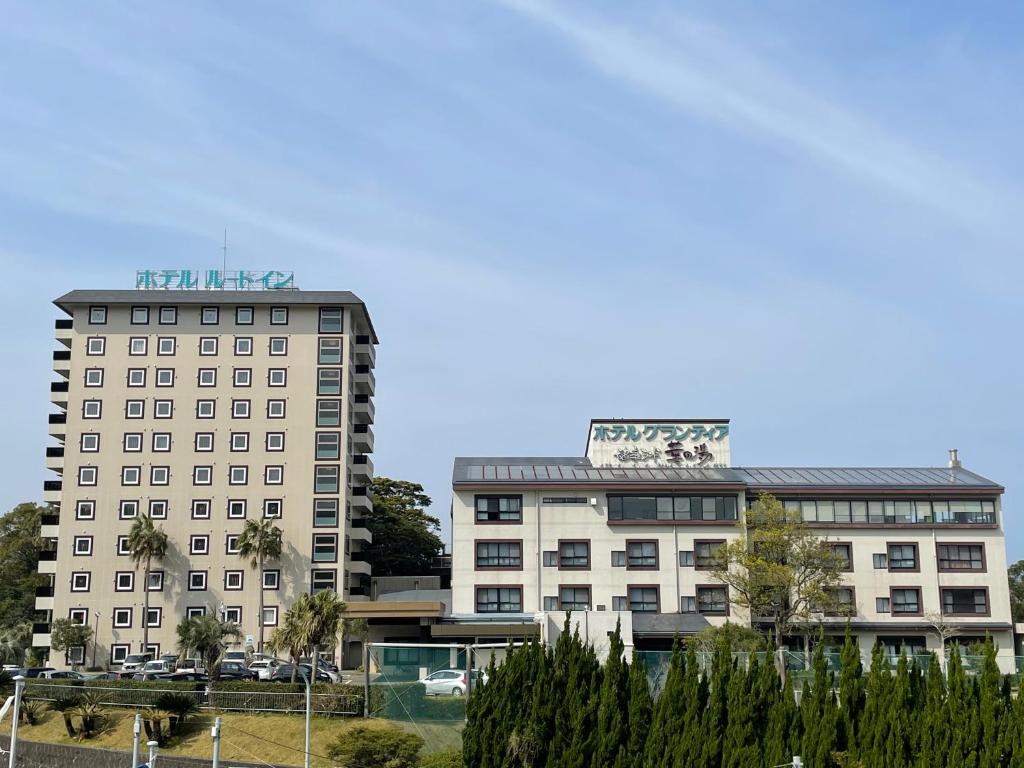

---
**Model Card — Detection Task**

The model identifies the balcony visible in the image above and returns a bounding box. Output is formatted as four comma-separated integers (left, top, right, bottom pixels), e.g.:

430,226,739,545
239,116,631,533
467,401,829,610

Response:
35,586,55,598
349,487,372,512
50,381,69,393
38,550,57,562
41,514,60,527
354,335,376,366
43,480,62,492
351,454,374,480
352,394,375,424
47,414,66,425
352,364,375,395
348,558,372,576
45,447,64,458
32,622,50,635
48,413,66,439
348,524,372,544
52,349,71,375
347,586,369,597
352,423,374,453
54,319,72,346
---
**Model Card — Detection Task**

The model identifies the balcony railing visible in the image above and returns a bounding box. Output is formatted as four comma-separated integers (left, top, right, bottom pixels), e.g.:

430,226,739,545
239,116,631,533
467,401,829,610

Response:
45,447,64,458
55,319,73,330
50,381,69,393
351,486,367,497
52,350,71,361
32,622,50,634
48,414,66,425
355,335,371,345
41,515,60,526
35,586,54,598
38,550,58,562
43,480,62,492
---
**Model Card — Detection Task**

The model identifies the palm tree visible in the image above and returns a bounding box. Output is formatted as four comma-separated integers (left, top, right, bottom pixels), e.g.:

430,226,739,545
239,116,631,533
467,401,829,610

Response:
0,622,32,665
127,515,168,653
268,590,346,682
236,518,283,653
175,615,241,676
268,595,313,682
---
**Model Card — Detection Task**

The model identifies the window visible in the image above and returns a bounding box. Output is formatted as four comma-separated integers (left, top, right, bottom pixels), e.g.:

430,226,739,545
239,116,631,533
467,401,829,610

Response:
152,433,171,452
234,337,253,356
190,535,209,555
679,550,695,567
887,544,918,571
83,400,102,419
229,465,248,485
311,570,337,594
941,588,989,616
188,571,208,591
156,337,175,355
76,501,95,520
112,608,132,628
319,307,343,332
236,306,253,324
225,571,244,590
694,540,724,569
231,432,249,452
150,466,170,485
315,466,340,493
121,431,140,453
476,541,523,569
543,497,590,504
233,368,251,387
626,541,658,569
267,400,286,418
316,400,340,426
81,433,100,452
87,336,106,355
825,587,856,617
559,541,590,569
129,337,147,356
681,596,697,613
147,571,164,591
937,544,985,571
891,588,921,615
544,596,559,611
84,368,104,387
314,499,338,526
607,494,738,522
232,399,251,418
264,499,283,519
193,466,212,485
73,536,93,556
318,368,341,395
198,368,217,387
146,608,162,627
201,307,219,325
611,551,626,567
196,400,215,418
119,500,139,519
149,500,168,519
318,338,342,364
78,466,98,486
612,596,628,611
195,433,214,452
475,495,522,523
158,307,177,325
115,571,134,591
628,586,659,612
831,543,853,571
269,338,288,356
265,466,284,485
200,337,218,356
228,499,247,519
117,536,130,555
270,307,288,325
543,551,557,567
313,534,338,562
70,572,91,592
89,306,107,324
224,607,242,624
476,586,522,613
155,368,174,387
262,606,279,627
131,306,150,324
785,497,997,525
191,500,211,519
559,586,592,611
266,432,285,451
696,586,729,615
154,400,173,418
111,644,130,663
876,597,891,613
268,369,287,386
126,399,145,419
127,368,146,387
872,553,888,569
316,432,340,459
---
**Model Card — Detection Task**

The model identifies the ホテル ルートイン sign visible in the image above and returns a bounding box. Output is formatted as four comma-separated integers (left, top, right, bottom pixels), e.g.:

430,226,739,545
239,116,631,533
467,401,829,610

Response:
135,269,296,290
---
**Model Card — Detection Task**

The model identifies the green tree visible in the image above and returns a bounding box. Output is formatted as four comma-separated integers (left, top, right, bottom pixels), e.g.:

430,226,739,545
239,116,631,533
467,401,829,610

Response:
685,621,768,654
175,615,240,676
268,596,312,682
236,518,283,653
594,621,628,766
366,477,443,576
643,640,684,768
127,514,168,652
624,655,653,763
837,626,864,756
0,622,32,665
1008,560,1024,623
0,503,47,631
49,618,92,669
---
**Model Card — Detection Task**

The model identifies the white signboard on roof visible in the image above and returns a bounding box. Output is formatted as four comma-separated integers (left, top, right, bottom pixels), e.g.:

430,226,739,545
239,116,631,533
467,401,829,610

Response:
586,420,731,469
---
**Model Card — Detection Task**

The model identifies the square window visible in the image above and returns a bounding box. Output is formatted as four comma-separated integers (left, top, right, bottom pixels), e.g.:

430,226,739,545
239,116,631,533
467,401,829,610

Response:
679,551,695,567
268,369,287,386
159,307,177,325
149,500,168,519
111,644,130,663
316,400,340,426
225,570,244,590
201,307,219,325
266,432,285,451
117,536,131,555
314,465,339,493
131,306,150,324
318,338,342,364
81,433,100,452
199,337,218,356
230,432,249,452
696,586,727,615
75,501,95,520
112,609,132,628
233,368,252,387
155,368,174,387
127,368,146,387
229,465,248,485
73,536,93,556
681,596,697,613
224,607,242,624
267,400,286,418
87,336,106,355
146,607,162,627
876,597,891,613
119,500,139,519
143,643,160,657
152,432,171,452
188,571,208,591
225,534,241,554
236,307,253,325
126,400,145,419
198,368,217,387
611,551,625,567
270,307,288,325
314,499,338,527
129,337,147,356
154,400,173,418
228,499,247,519
234,337,253,356
89,306,107,324
115,571,134,591
84,368,104,387
317,368,342,395
873,553,888,569
543,596,558,611
313,533,338,562
79,466,98,486
232,399,251,418
311,570,336,594
264,499,283,519
70,572,91,591
122,433,141,452
156,337,175,355
151,466,170,485
196,399,216,418
316,432,340,459
195,433,214,452
68,609,88,626
265,466,284,485
269,337,288,356
261,606,278,627
190,535,209,555
83,400,102,419
319,307,343,333
191,500,211,519
193,466,213,485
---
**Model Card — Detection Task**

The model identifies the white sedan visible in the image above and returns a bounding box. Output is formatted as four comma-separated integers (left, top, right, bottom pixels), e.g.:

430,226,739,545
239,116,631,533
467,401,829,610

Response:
420,670,468,696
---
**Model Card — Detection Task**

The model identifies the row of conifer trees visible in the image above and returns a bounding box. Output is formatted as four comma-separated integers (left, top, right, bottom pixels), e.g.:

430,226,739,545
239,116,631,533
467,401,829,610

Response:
462,623,1024,768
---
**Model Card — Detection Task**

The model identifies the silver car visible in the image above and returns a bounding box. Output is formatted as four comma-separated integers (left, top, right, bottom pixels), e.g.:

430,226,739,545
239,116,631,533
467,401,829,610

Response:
419,669,468,696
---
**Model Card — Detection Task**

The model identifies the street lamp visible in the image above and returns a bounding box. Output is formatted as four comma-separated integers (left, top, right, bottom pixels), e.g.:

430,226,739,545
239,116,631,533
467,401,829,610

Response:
91,611,101,669
297,668,312,768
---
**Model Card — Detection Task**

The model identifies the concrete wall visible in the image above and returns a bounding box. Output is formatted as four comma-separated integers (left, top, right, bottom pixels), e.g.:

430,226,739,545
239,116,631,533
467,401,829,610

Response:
0,735,284,768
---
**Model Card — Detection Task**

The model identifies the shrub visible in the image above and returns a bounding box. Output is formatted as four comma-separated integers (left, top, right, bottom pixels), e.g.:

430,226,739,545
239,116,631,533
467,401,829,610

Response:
326,724,424,768
20,699,43,725
154,692,198,733
418,748,462,768
49,694,83,737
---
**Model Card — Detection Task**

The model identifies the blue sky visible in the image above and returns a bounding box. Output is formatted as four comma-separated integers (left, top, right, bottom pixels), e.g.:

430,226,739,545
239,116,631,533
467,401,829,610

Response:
1,2,1021,554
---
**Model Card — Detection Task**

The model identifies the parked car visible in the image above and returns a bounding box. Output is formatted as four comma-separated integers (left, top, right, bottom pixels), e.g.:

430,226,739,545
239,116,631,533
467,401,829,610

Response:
222,649,251,666
142,660,174,675
39,670,83,680
419,669,471,697
298,658,341,683
176,658,207,675
132,672,167,682
216,661,257,681
92,671,128,681
23,667,56,678
248,659,278,681
121,653,153,673
270,664,333,683
162,671,208,683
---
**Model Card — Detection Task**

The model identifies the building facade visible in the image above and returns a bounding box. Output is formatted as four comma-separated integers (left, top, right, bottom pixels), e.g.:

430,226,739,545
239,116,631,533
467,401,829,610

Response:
39,287,377,665
451,419,1013,668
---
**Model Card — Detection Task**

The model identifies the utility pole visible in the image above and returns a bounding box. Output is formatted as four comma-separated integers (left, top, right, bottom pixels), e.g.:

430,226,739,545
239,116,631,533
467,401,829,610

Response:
7,676,25,768
91,611,101,669
131,713,142,768
211,716,222,768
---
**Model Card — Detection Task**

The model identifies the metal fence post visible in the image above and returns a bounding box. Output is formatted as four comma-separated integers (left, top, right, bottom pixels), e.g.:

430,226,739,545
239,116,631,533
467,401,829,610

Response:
147,740,159,768
8,676,24,768
363,643,371,718
131,713,142,767
465,644,473,699
211,716,222,768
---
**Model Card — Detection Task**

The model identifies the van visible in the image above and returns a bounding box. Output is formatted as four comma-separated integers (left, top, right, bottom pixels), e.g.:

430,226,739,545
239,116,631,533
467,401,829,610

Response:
121,653,153,672
142,660,173,674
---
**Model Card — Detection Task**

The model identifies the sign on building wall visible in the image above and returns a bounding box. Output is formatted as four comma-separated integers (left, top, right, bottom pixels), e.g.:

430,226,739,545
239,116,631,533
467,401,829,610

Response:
135,270,296,290
586,421,731,468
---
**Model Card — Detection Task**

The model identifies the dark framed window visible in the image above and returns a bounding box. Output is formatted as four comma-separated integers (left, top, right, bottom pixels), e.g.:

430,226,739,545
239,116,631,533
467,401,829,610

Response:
224,571,244,591
269,337,287,356
263,499,283,519
198,368,217,387
476,586,522,613
199,337,218,355
558,540,590,569
313,534,338,562
311,569,336,594
937,543,985,571
559,586,592,611
887,543,919,571
316,400,340,426
234,336,253,356
235,306,254,325
317,368,342,395
696,585,729,615
890,588,921,616
475,540,523,569
831,542,853,571
313,499,338,527
76,501,96,520
941,588,989,616
87,336,106,355
825,587,856,617
475,495,522,523
112,608,132,628
201,306,219,325
694,540,724,569
627,586,659,612
190,535,210,555
608,494,738,522
314,465,339,493
270,307,288,325
316,432,341,459
263,569,281,589
131,306,150,325
70,572,91,592
188,571,208,591
626,540,658,569
158,306,177,325
191,500,211,519
319,307,343,333
318,338,342,364
88,305,107,324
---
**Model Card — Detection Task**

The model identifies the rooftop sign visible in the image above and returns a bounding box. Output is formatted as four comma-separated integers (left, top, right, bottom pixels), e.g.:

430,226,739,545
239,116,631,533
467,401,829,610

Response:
135,270,296,290
586,421,731,469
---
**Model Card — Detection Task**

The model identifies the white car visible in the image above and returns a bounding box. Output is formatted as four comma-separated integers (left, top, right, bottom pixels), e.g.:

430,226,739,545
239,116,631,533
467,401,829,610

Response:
419,669,469,697
142,660,173,674
121,653,153,673
248,659,279,681
222,650,251,666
